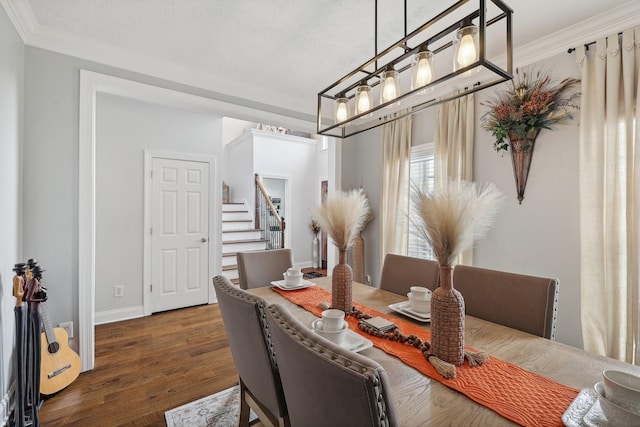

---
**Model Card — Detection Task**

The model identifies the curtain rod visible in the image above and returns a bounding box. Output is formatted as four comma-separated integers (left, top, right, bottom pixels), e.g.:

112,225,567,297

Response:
567,31,623,53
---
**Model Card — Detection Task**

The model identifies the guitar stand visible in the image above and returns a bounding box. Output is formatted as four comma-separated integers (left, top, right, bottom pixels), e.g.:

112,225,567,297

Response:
11,260,43,427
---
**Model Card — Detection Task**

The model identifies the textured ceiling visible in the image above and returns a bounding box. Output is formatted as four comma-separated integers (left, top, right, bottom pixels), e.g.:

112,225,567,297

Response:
7,0,637,123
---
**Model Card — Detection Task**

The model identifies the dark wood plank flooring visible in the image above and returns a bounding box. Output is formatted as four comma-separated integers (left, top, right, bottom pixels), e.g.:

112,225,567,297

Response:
39,304,237,426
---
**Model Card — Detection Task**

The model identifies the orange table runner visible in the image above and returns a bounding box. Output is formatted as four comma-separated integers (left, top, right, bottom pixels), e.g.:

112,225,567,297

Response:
273,286,578,427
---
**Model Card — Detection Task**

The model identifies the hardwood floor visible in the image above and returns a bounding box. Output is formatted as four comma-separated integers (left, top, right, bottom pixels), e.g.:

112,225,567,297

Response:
39,304,237,426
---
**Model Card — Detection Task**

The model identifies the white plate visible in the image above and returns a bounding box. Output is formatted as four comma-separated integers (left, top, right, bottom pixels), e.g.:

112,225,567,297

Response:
270,279,315,291
388,301,431,322
310,321,373,353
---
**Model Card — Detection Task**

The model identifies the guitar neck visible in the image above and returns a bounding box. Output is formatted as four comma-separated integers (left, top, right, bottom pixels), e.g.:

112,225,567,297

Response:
40,303,58,347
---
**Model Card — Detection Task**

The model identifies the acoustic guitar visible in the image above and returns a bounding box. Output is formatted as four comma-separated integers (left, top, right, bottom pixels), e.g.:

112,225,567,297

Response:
39,298,81,395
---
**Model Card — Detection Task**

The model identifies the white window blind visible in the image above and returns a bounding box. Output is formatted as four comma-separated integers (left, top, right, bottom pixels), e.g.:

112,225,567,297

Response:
408,143,435,260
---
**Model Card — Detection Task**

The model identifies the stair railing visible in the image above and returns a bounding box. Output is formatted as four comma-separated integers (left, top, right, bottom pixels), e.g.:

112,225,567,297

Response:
254,174,285,249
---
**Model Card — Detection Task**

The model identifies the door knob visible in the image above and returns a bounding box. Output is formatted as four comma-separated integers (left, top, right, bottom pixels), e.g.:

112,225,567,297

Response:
201,237,207,243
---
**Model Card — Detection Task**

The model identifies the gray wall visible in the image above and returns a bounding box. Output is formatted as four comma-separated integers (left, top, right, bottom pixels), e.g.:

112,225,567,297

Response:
95,93,222,315
342,53,584,349
474,52,582,348
0,5,24,422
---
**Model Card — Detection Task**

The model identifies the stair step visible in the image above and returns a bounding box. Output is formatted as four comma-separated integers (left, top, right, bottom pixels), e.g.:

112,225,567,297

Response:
224,238,268,245
223,210,249,213
222,264,237,271
223,228,263,234
223,219,251,223
230,278,240,285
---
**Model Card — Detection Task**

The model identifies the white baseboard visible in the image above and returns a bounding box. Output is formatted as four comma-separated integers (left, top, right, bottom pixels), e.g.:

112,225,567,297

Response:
95,306,145,325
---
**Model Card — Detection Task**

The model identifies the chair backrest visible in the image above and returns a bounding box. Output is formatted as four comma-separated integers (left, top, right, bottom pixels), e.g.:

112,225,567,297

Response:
212,275,287,422
453,265,559,339
236,248,293,289
265,304,399,427
379,253,440,295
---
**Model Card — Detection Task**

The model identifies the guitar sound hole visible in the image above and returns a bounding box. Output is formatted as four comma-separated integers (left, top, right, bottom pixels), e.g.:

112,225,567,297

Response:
48,342,60,354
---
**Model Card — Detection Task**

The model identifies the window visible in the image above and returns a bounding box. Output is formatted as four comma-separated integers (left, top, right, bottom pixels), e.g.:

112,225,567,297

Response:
407,143,435,260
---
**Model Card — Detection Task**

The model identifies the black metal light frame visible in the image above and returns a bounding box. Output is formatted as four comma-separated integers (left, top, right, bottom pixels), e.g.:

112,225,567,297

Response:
317,0,513,138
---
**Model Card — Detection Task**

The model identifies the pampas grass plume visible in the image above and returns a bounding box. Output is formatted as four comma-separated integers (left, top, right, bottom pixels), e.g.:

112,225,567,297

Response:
312,189,371,251
411,180,504,266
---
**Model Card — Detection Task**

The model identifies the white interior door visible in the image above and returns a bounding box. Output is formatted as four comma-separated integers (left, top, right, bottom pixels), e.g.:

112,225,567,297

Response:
151,157,209,312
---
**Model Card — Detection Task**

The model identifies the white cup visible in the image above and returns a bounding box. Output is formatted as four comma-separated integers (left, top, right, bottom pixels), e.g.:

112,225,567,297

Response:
283,270,303,286
287,267,301,276
321,309,345,331
407,292,431,314
410,286,431,300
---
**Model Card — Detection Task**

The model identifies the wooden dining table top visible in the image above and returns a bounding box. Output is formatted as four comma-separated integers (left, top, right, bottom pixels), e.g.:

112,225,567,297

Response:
248,276,640,426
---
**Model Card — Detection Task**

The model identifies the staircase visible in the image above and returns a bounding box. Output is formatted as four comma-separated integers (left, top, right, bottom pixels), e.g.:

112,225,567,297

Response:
222,201,268,284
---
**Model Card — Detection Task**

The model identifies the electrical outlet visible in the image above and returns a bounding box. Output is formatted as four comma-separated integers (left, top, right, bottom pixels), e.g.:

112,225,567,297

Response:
114,285,124,297
365,274,372,285
59,321,74,338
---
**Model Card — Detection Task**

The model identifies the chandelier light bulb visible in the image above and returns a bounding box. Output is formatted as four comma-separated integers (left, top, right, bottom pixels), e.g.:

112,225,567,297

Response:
357,90,370,111
335,97,349,127
454,25,479,72
412,50,434,91
416,57,433,85
355,84,373,117
457,34,476,66
380,69,400,106
382,76,397,101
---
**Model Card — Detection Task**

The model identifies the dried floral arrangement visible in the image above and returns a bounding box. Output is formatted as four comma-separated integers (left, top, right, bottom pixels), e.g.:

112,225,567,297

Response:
481,67,580,153
310,219,320,235
411,180,504,267
312,189,371,252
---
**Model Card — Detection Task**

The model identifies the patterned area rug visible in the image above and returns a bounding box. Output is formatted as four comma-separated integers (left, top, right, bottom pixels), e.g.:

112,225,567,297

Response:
165,385,257,427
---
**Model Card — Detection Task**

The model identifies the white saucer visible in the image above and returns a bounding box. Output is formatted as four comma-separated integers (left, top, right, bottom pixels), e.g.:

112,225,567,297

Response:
388,301,431,322
270,279,315,291
310,320,373,353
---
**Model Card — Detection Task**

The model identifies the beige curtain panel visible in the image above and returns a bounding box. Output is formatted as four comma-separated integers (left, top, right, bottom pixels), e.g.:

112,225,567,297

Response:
434,94,475,266
577,27,640,364
381,116,412,263
434,94,474,189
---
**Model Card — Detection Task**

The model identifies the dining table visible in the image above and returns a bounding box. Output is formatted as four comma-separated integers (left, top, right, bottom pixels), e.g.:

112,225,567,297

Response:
249,276,640,426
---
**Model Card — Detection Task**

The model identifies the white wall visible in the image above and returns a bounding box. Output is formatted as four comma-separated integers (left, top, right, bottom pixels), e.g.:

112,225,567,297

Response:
0,5,24,423
95,93,222,314
341,52,584,349
253,132,319,266
224,129,321,265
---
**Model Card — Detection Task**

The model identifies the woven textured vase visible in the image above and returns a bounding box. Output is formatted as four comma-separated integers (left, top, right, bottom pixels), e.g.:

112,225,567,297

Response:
430,266,465,366
508,128,540,204
332,250,353,312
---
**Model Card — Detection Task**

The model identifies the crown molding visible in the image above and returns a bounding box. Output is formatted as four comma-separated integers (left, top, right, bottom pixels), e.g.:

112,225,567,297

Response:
0,0,37,43
495,0,640,68
5,0,640,116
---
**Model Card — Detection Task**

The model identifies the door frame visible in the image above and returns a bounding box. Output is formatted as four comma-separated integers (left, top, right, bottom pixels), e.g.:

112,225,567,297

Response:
78,70,316,372
260,173,292,249
143,151,217,316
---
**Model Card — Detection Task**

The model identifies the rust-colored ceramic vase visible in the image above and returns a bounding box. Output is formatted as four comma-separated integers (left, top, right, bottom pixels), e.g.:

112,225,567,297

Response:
430,266,465,366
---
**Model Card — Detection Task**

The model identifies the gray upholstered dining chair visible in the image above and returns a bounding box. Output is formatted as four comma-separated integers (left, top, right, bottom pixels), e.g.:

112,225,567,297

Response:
265,303,399,427
212,275,290,427
379,253,440,295
236,248,293,289
453,265,559,340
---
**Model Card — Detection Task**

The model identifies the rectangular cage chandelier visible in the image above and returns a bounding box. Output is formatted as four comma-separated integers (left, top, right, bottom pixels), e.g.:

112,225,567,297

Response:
317,0,513,138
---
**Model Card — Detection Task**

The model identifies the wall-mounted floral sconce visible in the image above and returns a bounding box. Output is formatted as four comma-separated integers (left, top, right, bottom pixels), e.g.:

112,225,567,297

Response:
481,68,580,204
